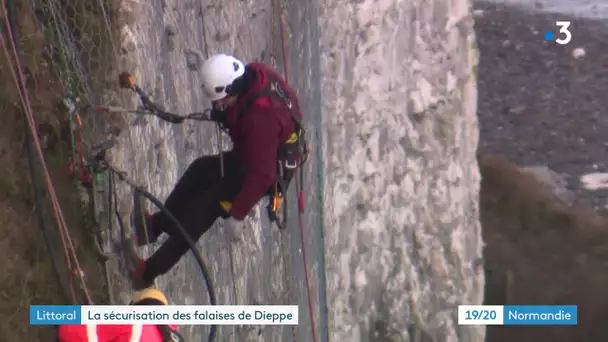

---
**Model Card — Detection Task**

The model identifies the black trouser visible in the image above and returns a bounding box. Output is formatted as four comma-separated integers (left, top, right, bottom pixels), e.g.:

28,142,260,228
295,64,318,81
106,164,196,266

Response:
141,151,245,283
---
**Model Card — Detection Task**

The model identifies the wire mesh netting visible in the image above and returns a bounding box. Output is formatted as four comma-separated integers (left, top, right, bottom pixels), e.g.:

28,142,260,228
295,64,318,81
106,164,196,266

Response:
23,0,121,181
13,0,122,305
26,0,120,102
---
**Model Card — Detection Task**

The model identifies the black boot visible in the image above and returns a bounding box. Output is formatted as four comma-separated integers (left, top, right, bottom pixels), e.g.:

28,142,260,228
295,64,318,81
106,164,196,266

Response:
132,262,154,291
123,238,155,291
132,190,159,246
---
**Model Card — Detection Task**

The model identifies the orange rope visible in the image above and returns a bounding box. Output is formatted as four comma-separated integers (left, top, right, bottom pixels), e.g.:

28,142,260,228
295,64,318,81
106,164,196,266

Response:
273,1,319,341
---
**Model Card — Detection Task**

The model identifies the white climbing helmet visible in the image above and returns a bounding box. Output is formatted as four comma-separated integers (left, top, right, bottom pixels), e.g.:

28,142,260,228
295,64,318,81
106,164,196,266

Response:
201,53,246,101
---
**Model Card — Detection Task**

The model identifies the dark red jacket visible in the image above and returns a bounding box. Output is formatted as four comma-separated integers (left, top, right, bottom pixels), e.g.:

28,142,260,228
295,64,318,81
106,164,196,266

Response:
223,62,302,219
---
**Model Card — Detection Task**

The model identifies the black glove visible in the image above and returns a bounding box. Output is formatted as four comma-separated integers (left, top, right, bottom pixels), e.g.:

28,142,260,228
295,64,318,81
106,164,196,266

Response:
208,108,225,123
208,109,229,132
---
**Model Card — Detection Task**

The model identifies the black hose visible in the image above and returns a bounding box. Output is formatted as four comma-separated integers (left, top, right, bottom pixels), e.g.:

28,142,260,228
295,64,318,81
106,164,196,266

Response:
116,77,219,341
106,167,217,342
4,0,73,304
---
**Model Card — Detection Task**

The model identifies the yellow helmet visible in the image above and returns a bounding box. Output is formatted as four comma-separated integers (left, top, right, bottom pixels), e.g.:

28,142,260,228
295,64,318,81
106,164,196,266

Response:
133,288,168,305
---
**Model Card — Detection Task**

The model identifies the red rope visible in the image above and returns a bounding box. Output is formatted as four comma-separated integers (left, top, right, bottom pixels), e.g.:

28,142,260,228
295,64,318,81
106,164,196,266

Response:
275,3,319,342
0,1,92,305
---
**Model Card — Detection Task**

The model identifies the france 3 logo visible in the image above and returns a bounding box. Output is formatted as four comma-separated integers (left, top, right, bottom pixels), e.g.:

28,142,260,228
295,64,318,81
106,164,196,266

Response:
544,21,572,45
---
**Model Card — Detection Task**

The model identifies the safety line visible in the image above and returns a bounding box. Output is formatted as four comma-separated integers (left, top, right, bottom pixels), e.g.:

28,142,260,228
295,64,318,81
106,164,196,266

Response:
269,1,298,341
198,9,242,340
273,1,319,342
216,122,241,309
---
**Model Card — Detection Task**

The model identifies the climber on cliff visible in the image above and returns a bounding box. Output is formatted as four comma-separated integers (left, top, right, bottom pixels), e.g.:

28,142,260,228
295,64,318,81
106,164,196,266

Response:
128,53,309,290
57,288,184,342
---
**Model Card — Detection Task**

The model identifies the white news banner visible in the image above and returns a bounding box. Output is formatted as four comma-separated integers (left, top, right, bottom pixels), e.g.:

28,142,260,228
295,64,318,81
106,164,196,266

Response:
30,305,299,325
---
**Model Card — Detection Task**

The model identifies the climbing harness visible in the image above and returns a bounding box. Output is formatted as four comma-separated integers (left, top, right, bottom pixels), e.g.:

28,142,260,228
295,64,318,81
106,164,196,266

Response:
208,71,308,340
237,73,310,230
213,20,317,340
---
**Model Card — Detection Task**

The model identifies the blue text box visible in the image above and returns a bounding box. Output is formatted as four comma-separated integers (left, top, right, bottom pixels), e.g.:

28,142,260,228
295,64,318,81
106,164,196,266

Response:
30,305,81,325
504,305,577,325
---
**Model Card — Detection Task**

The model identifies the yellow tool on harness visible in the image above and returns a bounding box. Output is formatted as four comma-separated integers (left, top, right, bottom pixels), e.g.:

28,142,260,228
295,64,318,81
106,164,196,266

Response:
219,200,232,213
271,184,284,212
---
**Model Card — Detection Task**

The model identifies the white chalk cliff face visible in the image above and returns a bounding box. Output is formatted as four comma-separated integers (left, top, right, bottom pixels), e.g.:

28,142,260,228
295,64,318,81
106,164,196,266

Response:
108,0,483,340
318,0,485,340
110,0,328,341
